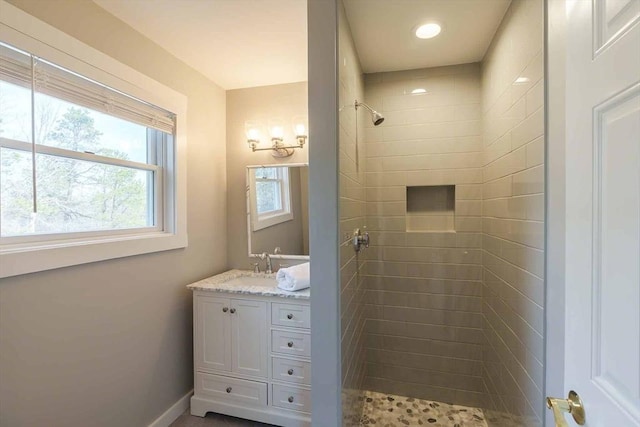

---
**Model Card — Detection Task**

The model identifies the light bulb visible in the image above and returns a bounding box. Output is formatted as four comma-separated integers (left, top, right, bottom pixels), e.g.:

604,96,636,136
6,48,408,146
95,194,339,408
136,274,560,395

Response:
292,115,308,138
247,128,260,141
415,23,441,39
244,120,262,144
271,126,284,139
294,123,306,136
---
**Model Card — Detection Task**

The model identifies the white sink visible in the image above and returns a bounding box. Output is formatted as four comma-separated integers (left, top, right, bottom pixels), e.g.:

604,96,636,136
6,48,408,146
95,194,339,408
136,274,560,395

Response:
224,276,277,287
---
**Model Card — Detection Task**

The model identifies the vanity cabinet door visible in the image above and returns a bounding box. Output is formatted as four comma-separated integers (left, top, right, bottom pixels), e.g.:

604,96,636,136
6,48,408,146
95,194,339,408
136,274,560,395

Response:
195,295,232,373
230,299,268,378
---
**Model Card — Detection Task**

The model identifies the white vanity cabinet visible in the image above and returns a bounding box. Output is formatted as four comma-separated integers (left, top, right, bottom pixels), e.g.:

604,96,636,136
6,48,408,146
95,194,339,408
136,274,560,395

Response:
194,295,268,378
189,276,311,427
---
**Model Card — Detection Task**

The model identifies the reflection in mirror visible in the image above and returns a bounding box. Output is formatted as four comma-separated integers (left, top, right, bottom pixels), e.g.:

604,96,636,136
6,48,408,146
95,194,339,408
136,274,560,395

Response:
247,164,309,258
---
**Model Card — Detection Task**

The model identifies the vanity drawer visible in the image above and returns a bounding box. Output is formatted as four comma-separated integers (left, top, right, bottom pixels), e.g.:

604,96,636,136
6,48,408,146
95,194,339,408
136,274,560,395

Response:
272,356,311,385
195,372,267,407
271,329,311,358
271,302,310,329
271,384,311,413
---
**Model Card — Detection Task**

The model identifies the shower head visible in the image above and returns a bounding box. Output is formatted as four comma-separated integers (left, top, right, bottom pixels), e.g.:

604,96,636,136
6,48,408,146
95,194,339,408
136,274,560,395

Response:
355,100,385,126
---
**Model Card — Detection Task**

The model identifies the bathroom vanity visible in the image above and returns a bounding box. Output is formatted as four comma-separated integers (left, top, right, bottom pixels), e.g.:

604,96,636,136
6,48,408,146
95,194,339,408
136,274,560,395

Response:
188,270,311,427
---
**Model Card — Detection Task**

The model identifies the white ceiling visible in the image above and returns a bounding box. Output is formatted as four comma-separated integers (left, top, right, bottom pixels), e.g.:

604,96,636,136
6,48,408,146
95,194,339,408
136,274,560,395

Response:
93,0,308,90
93,0,510,89
343,0,511,73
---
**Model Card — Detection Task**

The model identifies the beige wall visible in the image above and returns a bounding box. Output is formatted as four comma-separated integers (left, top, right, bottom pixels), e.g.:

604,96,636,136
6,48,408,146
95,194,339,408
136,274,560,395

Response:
0,1,227,426
338,1,368,424
481,0,544,425
225,82,308,269
362,63,486,407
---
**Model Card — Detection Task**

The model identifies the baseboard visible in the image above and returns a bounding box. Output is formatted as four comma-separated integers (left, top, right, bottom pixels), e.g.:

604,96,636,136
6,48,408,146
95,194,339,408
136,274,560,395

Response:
148,389,193,427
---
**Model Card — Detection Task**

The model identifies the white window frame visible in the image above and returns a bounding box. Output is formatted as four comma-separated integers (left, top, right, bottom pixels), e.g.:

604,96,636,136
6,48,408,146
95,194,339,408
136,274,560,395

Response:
249,166,293,231
0,1,188,278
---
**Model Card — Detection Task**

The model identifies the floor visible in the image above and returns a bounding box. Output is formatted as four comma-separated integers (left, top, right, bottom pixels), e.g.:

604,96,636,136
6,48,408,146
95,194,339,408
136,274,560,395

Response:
359,390,488,427
171,390,489,427
170,409,274,426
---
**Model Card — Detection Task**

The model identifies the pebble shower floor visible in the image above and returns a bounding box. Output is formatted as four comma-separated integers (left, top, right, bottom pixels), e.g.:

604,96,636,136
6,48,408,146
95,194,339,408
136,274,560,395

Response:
358,390,488,427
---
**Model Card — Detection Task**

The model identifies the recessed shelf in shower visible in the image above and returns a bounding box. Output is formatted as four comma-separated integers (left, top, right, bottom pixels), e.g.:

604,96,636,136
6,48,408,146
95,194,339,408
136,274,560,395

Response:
406,185,456,232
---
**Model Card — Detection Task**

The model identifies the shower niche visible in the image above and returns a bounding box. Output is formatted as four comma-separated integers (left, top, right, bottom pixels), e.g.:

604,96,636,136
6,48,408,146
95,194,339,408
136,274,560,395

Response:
406,185,456,232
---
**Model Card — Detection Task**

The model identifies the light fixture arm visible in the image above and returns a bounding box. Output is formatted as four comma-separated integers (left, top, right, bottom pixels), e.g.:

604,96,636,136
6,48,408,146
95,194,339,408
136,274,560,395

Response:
249,136,306,158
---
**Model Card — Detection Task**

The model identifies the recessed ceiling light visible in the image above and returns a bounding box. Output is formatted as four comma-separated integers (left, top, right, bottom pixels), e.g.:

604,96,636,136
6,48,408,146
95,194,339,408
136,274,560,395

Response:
514,77,530,84
415,23,441,39
411,88,427,94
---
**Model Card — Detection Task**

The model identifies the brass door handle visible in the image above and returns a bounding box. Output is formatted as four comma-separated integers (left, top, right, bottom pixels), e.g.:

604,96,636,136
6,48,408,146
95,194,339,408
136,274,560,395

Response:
546,391,585,426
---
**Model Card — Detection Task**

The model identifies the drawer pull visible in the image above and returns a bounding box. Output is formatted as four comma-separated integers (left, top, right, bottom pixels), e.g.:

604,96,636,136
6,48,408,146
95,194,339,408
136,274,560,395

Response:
230,308,236,314
226,387,232,393
287,369,294,375
222,307,228,313
288,396,294,403
287,313,293,319
287,341,294,348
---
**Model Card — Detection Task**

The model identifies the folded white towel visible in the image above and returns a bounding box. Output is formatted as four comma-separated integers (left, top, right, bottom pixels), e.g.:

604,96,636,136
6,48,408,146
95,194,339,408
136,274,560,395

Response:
276,262,310,291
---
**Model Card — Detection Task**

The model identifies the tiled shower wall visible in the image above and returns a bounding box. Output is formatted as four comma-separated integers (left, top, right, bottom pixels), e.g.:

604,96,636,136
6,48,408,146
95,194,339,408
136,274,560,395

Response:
481,0,544,424
338,1,368,423
361,63,487,407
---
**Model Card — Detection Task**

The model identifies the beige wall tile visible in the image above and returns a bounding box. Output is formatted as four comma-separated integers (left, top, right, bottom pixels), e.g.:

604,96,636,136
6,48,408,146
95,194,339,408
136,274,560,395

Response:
511,107,544,150
526,136,544,168
360,21,544,415
512,165,544,195
481,0,544,422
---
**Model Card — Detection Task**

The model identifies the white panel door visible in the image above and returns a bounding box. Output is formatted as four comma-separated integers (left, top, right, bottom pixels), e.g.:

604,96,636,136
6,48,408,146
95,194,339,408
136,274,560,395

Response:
231,299,268,378
194,295,232,372
564,0,640,425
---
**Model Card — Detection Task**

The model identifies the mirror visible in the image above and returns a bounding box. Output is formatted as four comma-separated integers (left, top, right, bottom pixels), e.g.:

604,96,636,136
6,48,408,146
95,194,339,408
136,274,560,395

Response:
247,163,309,259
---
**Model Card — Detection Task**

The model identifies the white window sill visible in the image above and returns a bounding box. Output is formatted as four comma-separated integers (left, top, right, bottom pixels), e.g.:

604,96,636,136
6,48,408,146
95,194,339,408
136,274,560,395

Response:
253,211,294,231
0,231,187,278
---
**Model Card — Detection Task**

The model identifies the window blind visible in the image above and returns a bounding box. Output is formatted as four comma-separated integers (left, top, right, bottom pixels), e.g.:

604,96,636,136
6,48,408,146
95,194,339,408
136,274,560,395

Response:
0,42,175,134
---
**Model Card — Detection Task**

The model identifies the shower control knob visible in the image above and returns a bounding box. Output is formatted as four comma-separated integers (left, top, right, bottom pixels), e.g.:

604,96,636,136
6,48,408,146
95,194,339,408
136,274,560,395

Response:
230,308,236,314
287,313,293,319
288,369,294,375
222,307,228,313
226,387,232,394
287,341,294,348
352,228,370,252
288,396,294,403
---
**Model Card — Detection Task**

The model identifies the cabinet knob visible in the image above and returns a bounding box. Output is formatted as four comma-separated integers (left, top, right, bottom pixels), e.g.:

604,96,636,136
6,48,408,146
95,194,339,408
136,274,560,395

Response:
222,307,228,313
230,308,236,314
287,369,294,375
287,313,293,320
288,396,294,403
226,387,232,394
287,341,294,348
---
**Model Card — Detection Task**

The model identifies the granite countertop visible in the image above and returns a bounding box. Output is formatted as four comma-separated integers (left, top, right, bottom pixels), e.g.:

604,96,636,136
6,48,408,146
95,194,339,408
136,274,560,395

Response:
187,269,310,300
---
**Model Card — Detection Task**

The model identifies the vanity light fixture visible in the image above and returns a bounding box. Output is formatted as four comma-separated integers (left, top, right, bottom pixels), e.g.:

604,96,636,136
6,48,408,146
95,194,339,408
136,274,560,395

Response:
245,117,307,158
411,88,427,94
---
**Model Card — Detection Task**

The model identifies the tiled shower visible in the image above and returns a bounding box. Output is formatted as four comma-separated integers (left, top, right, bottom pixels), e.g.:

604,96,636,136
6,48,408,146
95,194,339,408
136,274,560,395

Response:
339,0,544,426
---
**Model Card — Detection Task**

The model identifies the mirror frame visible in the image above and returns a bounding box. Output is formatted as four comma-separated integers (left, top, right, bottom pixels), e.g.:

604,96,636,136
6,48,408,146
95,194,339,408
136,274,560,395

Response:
246,163,310,260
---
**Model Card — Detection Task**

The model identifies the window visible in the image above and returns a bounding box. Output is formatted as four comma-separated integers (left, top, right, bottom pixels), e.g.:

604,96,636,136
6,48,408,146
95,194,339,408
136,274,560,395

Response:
250,167,293,231
0,3,187,278
0,42,174,239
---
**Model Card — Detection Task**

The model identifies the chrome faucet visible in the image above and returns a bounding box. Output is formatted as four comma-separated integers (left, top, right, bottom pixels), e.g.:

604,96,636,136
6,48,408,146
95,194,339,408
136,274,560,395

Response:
259,252,273,274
